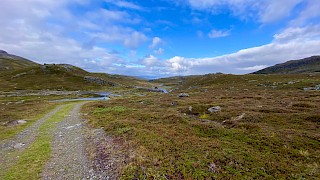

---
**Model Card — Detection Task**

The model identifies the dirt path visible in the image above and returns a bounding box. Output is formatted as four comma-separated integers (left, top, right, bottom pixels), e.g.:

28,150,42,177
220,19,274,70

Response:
41,102,93,179
0,105,63,176
1,102,118,179
42,102,113,179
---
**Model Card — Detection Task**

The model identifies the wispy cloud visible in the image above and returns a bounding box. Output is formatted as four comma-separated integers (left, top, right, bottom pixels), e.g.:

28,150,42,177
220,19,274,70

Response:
154,48,164,55
149,37,163,49
208,29,230,38
105,0,143,10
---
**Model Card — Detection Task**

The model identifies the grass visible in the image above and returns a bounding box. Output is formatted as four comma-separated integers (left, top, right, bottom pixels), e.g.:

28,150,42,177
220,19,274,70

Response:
83,74,320,179
0,64,151,91
3,103,76,180
0,97,59,141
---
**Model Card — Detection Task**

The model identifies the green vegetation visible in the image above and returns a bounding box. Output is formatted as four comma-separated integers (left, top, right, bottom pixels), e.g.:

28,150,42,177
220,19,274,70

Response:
253,56,320,74
0,98,58,140
0,50,39,72
84,74,320,179
0,64,152,91
3,103,75,180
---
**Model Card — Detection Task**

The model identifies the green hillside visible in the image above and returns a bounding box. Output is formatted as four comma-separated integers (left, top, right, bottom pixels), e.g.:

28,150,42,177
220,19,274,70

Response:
253,56,320,74
0,50,39,71
0,64,151,91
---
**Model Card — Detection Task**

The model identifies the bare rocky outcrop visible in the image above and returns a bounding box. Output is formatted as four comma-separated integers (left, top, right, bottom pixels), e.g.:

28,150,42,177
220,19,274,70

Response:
84,76,116,86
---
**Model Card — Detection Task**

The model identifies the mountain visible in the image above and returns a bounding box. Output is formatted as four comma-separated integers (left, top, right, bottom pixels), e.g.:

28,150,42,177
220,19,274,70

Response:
0,50,149,91
0,50,39,71
253,56,320,74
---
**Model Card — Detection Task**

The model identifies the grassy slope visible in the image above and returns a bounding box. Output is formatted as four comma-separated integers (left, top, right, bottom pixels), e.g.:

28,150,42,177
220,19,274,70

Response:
0,58,38,71
0,64,149,92
0,56,39,72
84,74,320,179
253,56,320,74
0,51,150,91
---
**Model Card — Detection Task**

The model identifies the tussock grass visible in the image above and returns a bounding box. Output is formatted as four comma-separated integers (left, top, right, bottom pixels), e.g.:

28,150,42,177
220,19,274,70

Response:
84,74,320,179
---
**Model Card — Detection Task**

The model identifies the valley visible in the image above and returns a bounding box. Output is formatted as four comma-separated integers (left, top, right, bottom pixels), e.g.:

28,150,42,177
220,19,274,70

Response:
0,52,319,179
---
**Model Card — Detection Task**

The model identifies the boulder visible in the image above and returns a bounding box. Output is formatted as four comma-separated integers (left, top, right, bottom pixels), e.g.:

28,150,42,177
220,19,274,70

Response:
208,106,221,113
178,93,189,97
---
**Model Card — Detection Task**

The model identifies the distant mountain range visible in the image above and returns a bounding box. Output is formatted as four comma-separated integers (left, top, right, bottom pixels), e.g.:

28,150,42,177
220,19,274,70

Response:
253,56,320,74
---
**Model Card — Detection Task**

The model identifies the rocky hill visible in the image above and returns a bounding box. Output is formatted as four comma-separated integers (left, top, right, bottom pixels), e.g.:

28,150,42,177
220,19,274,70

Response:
0,50,149,91
253,56,320,74
0,50,39,71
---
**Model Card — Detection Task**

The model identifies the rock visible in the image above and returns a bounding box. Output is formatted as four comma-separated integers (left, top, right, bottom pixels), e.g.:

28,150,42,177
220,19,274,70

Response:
0,50,8,55
171,102,177,106
12,72,27,78
231,113,246,121
304,85,320,91
208,106,221,113
14,143,25,149
17,120,27,124
84,76,116,86
209,163,218,173
178,93,189,97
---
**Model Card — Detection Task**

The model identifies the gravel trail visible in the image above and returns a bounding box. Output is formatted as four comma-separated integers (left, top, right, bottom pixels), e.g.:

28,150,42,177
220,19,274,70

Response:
42,102,108,179
0,105,63,175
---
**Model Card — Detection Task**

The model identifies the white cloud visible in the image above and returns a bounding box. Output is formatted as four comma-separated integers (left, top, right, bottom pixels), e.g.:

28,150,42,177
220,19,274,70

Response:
208,29,230,38
142,55,159,66
161,25,320,75
150,37,162,49
259,0,302,23
185,0,319,25
0,0,150,78
273,25,320,42
0,0,149,72
291,0,320,25
237,65,268,71
154,48,164,55
124,31,148,49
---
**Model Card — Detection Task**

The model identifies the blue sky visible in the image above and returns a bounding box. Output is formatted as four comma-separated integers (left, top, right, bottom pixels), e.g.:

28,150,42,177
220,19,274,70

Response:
0,0,320,78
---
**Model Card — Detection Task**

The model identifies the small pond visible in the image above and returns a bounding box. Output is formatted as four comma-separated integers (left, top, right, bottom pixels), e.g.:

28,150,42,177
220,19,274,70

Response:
50,92,114,102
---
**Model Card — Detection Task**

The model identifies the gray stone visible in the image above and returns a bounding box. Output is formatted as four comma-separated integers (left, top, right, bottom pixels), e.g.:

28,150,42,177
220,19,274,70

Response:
84,76,116,86
208,106,221,113
178,93,189,97
14,143,25,149
304,85,320,91
17,120,27,124
171,102,177,106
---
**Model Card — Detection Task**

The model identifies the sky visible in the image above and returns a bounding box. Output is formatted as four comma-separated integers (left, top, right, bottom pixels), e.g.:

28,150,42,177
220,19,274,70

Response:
0,0,320,78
